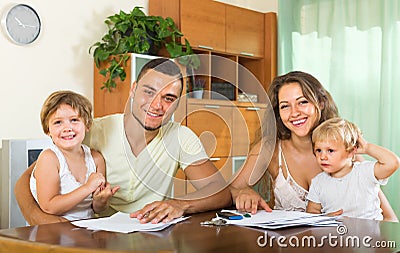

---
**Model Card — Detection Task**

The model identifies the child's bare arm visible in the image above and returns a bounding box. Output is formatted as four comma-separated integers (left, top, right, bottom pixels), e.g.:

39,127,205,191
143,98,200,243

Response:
356,136,400,179
92,183,120,213
306,201,322,214
36,150,105,215
91,150,119,213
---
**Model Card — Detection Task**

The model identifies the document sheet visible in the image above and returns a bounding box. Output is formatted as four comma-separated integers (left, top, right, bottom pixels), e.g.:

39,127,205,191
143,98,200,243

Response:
72,212,189,233
222,210,340,229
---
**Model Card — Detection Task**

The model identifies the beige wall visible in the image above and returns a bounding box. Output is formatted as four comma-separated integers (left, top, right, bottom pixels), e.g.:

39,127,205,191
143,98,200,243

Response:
0,0,277,147
215,0,277,13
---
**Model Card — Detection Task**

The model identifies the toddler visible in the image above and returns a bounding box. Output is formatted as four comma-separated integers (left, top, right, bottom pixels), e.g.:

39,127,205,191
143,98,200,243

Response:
306,117,399,220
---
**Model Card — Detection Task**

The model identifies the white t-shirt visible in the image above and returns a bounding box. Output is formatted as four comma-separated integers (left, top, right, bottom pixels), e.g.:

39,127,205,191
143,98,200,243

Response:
84,114,208,214
307,161,388,220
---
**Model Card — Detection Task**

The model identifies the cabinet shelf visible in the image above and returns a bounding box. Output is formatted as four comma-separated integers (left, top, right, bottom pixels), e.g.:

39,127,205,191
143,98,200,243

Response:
185,49,267,103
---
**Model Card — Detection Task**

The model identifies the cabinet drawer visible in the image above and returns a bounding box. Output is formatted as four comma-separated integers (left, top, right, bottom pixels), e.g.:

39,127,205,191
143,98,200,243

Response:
186,103,232,157
233,106,266,156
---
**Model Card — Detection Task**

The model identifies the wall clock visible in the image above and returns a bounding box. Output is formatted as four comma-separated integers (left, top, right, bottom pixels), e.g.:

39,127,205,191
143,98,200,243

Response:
1,4,41,45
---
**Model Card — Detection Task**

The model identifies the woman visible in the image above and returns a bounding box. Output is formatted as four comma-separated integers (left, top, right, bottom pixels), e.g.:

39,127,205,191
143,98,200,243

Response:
230,71,398,221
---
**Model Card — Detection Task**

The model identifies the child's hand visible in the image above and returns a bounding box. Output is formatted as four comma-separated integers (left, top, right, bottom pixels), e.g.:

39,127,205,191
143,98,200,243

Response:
355,135,369,154
86,172,105,192
93,183,119,200
92,183,120,213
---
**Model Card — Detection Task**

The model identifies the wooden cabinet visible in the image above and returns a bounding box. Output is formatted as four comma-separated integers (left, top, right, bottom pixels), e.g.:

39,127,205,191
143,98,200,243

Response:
150,0,226,52
226,5,265,57
93,58,132,118
186,99,265,158
186,51,268,104
149,0,271,60
180,0,226,52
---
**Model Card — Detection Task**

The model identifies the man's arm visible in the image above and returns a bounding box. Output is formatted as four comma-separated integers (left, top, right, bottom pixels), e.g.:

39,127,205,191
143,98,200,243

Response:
176,159,232,212
131,159,231,223
14,162,67,225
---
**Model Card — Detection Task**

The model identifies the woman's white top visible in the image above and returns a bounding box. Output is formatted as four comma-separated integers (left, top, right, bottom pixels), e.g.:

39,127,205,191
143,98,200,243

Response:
273,141,308,211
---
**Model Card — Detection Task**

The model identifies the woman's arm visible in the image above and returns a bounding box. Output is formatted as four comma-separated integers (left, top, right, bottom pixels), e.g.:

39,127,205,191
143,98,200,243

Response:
14,162,67,225
378,190,398,222
230,140,276,213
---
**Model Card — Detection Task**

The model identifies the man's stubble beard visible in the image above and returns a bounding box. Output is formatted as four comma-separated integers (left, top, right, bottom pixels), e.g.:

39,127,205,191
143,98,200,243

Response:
131,111,163,131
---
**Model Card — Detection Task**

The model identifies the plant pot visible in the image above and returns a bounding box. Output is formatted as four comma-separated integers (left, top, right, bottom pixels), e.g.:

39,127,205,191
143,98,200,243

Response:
191,90,204,99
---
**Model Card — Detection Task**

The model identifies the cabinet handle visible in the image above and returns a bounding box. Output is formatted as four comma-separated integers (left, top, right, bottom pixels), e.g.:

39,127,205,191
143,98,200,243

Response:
204,105,220,109
210,157,221,161
246,107,260,111
240,52,254,57
198,45,214,50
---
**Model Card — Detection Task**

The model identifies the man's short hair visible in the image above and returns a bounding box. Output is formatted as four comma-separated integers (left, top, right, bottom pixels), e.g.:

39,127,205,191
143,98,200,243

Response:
137,58,184,94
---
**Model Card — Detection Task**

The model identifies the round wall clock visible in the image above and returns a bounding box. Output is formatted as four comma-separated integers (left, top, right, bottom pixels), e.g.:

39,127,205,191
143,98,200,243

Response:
2,4,41,45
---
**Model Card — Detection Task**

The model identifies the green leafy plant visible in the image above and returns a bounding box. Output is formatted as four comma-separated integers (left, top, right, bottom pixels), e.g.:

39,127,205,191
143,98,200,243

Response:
89,6,200,91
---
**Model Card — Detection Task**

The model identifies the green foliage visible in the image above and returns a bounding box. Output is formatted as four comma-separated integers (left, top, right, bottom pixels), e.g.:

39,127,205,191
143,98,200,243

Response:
89,6,200,91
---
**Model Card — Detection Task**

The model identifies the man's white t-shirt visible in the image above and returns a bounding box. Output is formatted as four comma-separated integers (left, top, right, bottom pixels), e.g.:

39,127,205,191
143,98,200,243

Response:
84,114,208,214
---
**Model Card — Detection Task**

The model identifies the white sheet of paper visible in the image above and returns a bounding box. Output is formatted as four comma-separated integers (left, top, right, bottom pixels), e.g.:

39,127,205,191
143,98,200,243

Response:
72,212,189,233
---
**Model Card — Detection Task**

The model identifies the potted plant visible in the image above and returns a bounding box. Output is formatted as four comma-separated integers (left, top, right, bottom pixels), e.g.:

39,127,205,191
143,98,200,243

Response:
89,6,200,91
190,78,205,99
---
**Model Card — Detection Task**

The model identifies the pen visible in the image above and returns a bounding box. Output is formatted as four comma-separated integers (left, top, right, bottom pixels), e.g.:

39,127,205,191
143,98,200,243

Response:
216,211,243,220
221,210,252,218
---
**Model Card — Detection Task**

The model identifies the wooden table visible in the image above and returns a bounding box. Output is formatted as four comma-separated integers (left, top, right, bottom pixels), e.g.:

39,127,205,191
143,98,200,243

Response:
0,211,399,253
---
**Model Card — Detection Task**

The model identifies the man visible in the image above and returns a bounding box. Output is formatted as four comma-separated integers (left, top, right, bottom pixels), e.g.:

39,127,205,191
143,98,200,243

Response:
15,58,231,225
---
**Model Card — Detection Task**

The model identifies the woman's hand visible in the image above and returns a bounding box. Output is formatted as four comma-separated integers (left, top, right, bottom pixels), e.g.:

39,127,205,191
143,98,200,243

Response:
235,187,272,214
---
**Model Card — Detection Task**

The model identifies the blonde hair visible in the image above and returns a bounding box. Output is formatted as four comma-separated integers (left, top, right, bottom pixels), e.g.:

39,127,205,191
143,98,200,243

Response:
40,90,93,135
312,117,361,152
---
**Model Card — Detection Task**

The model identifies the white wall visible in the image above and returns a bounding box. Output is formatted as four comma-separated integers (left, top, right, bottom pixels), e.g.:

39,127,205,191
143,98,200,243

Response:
0,0,277,148
0,0,145,147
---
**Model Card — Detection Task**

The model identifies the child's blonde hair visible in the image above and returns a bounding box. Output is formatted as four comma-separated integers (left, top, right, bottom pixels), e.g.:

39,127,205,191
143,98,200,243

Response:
312,117,361,152
41,90,93,135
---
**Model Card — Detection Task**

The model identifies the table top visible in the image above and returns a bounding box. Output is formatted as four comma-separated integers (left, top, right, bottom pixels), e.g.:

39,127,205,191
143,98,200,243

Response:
0,211,399,253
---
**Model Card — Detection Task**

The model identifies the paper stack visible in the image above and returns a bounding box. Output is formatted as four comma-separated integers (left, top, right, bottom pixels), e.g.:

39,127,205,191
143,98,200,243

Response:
223,210,341,229
72,212,189,233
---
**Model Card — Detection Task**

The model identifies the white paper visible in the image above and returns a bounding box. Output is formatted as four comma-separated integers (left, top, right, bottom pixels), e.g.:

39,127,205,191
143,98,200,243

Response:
223,210,340,229
71,212,189,233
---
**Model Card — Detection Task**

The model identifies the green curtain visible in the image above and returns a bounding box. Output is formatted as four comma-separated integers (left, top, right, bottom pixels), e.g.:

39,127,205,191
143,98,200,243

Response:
278,0,400,218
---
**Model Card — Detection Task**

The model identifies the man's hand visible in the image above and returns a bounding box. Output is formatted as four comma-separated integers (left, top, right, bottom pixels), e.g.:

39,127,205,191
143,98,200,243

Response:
130,199,186,224
235,187,272,214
